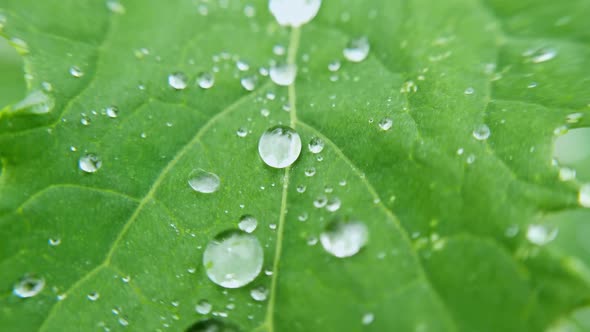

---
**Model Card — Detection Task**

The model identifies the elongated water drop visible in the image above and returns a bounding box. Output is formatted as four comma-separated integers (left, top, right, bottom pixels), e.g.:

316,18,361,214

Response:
320,219,369,258
79,154,102,173
188,169,220,194
197,72,215,89
238,215,258,233
268,0,321,27
168,72,188,90
203,230,263,288
13,275,45,298
270,63,297,86
258,126,302,168
343,37,370,63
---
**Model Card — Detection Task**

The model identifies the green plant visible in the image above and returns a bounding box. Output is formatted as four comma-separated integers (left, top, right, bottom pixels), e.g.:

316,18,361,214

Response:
1,0,590,331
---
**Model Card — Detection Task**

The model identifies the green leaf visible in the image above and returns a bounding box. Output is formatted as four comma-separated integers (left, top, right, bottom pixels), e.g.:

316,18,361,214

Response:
1,0,589,331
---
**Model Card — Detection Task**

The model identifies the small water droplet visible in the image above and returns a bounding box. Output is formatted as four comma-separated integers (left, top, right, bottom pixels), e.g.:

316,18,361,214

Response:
87,292,100,301
238,215,258,233
308,137,325,154
236,60,250,72
236,127,248,138
579,184,590,208
313,195,328,208
304,167,316,177
296,184,306,193
79,154,102,173
258,126,302,168
250,286,268,301
378,117,393,131
559,167,576,181
530,48,557,63
273,44,286,56
196,300,212,314
320,219,369,258
260,108,270,117
326,197,341,212
268,0,322,27
472,124,491,141
105,106,119,118
134,47,149,59
270,63,297,86
118,317,129,327
106,0,126,14
298,212,308,222
203,230,263,288
566,112,583,124
526,224,558,245
343,37,370,63
48,238,61,246
13,275,45,298
307,236,318,246
328,60,341,72
168,72,188,90
269,224,277,230
362,313,375,325
505,225,519,238
188,169,220,194
241,76,257,91
244,4,256,17
464,87,474,95
69,66,84,78
197,72,215,89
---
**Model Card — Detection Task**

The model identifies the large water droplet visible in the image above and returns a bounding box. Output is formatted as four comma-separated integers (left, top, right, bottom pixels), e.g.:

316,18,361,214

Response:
250,286,268,301
238,215,258,233
343,37,370,63
308,137,324,154
197,72,215,89
320,219,369,258
268,0,322,27
188,169,220,194
168,72,188,90
579,184,590,208
195,300,212,315
79,154,102,173
258,126,302,168
472,124,491,141
13,275,45,298
526,224,558,245
269,63,297,86
203,230,263,288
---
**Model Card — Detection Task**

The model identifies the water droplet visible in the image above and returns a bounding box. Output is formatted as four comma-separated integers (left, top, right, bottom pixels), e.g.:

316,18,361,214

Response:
238,215,258,233
304,167,316,177
464,87,475,95
134,47,149,59
579,184,590,208
326,197,341,212
269,223,277,230
559,167,576,181
168,72,188,90
13,275,45,298
472,124,491,141
526,224,558,245
378,117,393,131
298,212,308,221
328,60,341,72
307,236,318,246
343,37,370,63
250,286,268,301
258,126,302,168
88,292,100,301
530,48,557,63
197,72,215,89
105,106,119,118
203,230,263,288
273,44,286,56
270,63,297,86
296,184,306,193
69,66,84,78
48,238,61,246
196,299,212,314
79,154,102,173
566,112,583,124
313,195,328,208
362,313,375,325
260,108,270,117
505,225,519,238
106,0,126,14
466,154,476,164
241,76,257,91
118,317,129,327
188,169,220,194
236,60,250,72
244,4,256,17
320,219,369,258
308,137,325,154
268,0,322,27
236,127,248,138
41,82,53,92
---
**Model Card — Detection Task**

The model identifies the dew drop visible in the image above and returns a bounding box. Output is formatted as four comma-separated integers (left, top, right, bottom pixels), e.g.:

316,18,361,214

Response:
464,87,475,95
362,313,375,325
87,292,100,301
195,300,212,315
241,76,257,91
236,127,248,138
343,37,370,63
304,167,316,177
106,0,126,14
308,137,325,154
13,275,45,298
566,112,583,124
269,63,297,86
188,169,220,194
69,66,84,78
273,44,286,56
168,72,188,90
530,48,557,63
378,117,393,131
579,184,590,208
526,224,558,245
48,238,61,246
268,0,322,27
80,114,91,126
236,60,250,72
296,185,306,193
260,108,270,117
197,72,215,89
472,124,491,141
238,215,258,233
79,154,102,173
258,126,302,168
298,212,308,221
203,230,263,288
326,197,341,212
558,167,576,181
244,4,256,17
105,106,119,118
320,219,369,258
313,195,328,208
328,60,341,72
250,286,268,301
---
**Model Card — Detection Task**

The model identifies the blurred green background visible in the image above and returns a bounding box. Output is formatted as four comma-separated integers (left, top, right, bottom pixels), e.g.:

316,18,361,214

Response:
0,36,25,107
